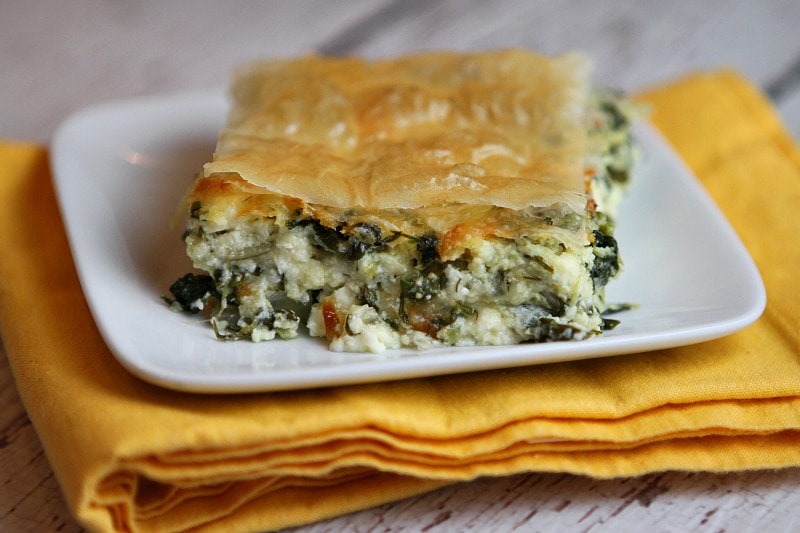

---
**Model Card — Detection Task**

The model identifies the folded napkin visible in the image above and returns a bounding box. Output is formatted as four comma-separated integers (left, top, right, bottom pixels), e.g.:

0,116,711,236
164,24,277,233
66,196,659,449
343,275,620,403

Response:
2,70,799,533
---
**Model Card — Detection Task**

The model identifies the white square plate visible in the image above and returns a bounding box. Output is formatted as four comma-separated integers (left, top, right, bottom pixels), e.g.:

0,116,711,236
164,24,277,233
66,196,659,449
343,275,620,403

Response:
51,90,766,393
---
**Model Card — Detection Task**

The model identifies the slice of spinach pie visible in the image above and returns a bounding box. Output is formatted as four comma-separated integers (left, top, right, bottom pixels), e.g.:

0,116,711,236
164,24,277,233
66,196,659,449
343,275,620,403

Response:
165,49,640,352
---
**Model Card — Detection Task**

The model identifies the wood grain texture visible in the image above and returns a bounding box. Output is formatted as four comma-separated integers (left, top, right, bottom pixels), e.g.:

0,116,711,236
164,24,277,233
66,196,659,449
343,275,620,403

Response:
289,469,800,533
2,1,800,531
321,0,800,92
0,340,84,533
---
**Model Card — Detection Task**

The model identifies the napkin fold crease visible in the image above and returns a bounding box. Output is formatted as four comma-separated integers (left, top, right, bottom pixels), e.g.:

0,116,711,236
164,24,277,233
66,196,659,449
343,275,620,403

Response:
1,70,799,533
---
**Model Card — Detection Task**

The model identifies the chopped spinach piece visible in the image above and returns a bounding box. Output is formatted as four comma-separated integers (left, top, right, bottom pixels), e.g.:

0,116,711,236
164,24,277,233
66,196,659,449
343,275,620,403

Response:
415,234,440,266
601,100,628,129
190,201,203,219
607,165,630,184
401,265,445,304
531,255,554,273
522,316,580,342
211,305,299,342
308,220,398,261
590,230,620,290
603,302,637,315
163,273,218,313
601,317,621,330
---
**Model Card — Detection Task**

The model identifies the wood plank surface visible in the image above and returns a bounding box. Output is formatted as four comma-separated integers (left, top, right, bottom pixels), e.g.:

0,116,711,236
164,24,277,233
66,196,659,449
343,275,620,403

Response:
2,1,799,531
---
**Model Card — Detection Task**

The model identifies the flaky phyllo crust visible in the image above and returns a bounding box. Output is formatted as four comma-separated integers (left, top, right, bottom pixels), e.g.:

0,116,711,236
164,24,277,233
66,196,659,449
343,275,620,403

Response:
207,50,589,213
166,49,639,351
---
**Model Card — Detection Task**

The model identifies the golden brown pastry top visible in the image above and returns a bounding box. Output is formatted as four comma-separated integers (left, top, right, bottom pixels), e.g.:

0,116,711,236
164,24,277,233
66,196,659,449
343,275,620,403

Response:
202,49,591,214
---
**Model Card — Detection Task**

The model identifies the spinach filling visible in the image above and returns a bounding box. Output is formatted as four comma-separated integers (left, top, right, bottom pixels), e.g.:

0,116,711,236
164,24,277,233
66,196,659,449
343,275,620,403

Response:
168,211,617,344
212,305,299,342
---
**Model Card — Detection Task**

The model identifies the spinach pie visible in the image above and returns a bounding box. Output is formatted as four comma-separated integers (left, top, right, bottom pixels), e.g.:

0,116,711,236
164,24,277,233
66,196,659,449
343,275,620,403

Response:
165,49,639,352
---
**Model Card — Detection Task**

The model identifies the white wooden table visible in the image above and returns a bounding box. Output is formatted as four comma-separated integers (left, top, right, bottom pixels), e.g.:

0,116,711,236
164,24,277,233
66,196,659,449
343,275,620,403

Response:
2,1,800,531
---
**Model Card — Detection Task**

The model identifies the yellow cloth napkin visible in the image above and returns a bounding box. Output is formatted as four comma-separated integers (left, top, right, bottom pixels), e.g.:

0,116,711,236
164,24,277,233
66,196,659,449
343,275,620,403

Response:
2,70,799,533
